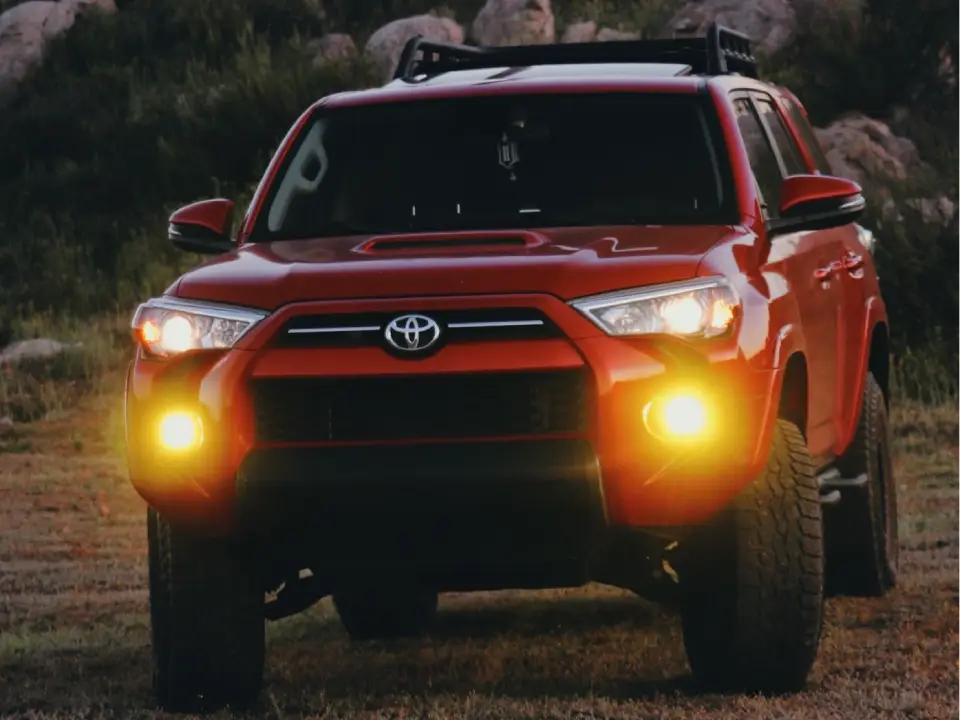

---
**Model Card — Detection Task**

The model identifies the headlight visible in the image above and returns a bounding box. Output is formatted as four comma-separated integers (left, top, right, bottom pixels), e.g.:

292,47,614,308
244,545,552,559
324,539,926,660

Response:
570,277,740,338
131,297,268,358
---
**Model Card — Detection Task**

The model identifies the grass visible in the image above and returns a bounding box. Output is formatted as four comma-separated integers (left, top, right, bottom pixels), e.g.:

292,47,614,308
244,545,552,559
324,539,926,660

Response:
0,351,957,718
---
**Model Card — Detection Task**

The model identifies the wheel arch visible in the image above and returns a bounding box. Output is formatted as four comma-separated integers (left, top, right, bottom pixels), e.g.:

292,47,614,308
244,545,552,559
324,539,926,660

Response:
868,322,890,410
777,351,809,441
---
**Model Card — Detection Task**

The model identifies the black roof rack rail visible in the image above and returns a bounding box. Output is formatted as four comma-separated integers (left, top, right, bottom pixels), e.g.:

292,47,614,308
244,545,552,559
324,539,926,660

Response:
392,22,757,82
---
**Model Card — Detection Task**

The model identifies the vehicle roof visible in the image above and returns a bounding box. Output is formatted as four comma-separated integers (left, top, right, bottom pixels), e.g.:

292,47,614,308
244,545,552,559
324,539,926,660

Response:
318,63,777,111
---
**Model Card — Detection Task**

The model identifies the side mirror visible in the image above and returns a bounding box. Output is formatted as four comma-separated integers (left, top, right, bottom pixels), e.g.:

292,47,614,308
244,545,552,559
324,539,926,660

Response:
168,198,236,254
768,175,866,236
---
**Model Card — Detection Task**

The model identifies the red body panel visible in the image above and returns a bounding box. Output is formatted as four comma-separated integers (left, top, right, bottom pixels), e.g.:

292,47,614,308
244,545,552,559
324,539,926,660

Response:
779,175,864,215
173,225,737,309
169,198,235,238
125,289,781,533
127,70,889,535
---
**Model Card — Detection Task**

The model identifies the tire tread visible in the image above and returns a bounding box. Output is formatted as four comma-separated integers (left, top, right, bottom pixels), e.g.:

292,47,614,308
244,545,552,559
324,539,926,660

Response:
680,419,824,694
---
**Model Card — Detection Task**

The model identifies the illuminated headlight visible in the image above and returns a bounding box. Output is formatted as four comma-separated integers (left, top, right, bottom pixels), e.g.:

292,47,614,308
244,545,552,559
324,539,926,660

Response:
570,277,740,339
131,297,268,358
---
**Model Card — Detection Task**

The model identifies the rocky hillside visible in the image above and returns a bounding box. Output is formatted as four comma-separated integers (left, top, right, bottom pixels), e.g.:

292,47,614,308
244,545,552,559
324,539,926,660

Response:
0,0,956,391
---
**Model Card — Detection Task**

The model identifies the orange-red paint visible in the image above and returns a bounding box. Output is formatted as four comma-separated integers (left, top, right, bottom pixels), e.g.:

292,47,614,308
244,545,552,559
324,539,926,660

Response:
169,198,235,238
779,174,863,216
126,69,889,535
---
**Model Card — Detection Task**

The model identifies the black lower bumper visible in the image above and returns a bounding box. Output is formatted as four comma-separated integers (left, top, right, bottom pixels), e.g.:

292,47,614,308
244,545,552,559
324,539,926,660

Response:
236,439,608,590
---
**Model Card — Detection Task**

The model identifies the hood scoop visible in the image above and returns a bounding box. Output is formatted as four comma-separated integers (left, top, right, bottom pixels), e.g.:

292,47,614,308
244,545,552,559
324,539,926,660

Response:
354,230,546,255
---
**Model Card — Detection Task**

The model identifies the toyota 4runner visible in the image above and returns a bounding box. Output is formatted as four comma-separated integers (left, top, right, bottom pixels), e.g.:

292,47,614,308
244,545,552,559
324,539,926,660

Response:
125,24,899,712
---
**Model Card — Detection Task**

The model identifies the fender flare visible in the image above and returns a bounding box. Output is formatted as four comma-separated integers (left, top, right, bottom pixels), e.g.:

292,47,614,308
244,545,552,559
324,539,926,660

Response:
746,321,810,473
834,296,889,455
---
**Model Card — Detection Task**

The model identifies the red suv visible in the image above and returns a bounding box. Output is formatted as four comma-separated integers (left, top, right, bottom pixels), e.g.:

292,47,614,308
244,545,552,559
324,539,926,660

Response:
125,24,899,712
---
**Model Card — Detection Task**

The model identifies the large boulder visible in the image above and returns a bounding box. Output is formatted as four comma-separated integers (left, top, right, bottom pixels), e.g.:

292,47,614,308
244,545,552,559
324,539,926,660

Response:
0,337,82,364
661,0,795,55
596,27,640,42
471,0,555,47
365,13,464,82
815,113,956,226
561,20,596,43
0,0,115,100
815,114,931,187
561,21,640,43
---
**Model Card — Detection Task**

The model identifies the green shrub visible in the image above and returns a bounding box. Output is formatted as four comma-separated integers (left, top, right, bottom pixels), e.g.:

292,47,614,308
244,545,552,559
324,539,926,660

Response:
0,0,376,317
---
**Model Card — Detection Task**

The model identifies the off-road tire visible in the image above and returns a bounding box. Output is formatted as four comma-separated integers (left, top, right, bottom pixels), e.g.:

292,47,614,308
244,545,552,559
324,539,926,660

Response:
825,372,898,597
334,588,438,640
148,508,265,712
678,419,824,694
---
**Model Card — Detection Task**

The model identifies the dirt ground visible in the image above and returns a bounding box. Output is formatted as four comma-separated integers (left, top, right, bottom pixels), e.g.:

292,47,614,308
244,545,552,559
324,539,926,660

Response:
0,398,956,720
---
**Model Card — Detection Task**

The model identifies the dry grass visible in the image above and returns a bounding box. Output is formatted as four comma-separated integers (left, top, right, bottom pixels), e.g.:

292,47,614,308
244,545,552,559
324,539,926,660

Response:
0,396,956,720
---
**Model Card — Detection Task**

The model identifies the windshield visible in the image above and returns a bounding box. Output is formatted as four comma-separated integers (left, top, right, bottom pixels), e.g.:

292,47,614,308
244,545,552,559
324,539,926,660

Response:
254,92,736,240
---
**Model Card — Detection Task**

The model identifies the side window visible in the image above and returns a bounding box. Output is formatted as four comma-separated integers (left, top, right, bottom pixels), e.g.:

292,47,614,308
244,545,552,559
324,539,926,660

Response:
781,98,833,175
733,98,784,217
754,97,808,176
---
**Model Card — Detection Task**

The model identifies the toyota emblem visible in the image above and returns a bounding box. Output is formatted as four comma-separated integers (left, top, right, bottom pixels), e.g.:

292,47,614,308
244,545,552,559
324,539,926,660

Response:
384,314,442,353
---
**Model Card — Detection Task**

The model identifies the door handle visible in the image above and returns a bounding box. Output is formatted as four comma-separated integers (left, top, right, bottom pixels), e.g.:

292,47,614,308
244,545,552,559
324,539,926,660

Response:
843,252,864,272
814,260,842,281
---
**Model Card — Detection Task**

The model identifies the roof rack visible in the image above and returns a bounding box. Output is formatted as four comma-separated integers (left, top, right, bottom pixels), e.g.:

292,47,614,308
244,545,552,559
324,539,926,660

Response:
393,22,758,82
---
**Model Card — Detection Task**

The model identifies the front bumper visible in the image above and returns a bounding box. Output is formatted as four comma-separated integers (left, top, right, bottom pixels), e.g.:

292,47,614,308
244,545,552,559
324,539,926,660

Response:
125,292,781,536
238,439,607,589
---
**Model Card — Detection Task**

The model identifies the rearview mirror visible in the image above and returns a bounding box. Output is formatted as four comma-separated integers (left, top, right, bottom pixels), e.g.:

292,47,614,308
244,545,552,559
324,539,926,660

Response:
168,198,236,254
768,175,866,236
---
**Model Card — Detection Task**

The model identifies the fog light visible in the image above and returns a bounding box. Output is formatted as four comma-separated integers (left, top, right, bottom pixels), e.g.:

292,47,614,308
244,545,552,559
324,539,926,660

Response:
644,392,710,441
662,395,707,436
158,412,203,451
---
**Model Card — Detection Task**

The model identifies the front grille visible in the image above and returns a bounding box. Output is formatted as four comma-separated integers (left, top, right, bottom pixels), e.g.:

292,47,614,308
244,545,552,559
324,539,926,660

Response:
251,369,589,444
276,307,562,349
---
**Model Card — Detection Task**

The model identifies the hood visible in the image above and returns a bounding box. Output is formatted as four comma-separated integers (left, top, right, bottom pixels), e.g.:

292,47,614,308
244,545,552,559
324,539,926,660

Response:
171,225,742,310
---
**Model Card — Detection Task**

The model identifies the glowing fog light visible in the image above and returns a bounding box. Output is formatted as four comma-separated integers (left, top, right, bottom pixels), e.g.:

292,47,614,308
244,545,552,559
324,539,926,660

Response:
644,392,710,441
661,395,707,437
158,412,203,451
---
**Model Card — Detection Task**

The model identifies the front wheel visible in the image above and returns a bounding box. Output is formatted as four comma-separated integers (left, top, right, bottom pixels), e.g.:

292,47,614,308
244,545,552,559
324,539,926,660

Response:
148,508,265,712
678,419,824,694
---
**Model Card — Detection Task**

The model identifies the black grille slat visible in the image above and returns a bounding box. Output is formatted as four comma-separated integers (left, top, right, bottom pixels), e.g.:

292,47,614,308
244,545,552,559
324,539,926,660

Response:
252,370,588,444
277,308,562,348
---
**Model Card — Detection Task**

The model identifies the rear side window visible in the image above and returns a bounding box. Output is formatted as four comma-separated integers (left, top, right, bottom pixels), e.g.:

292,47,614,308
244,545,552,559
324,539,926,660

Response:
754,97,808,176
781,98,833,175
733,98,784,217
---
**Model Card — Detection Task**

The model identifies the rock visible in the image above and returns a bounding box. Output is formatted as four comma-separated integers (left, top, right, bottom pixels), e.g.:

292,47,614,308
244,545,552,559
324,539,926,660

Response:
306,33,357,67
0,416,12,438
0,0,116,100
662,0,795,55
0,338,82,364
815,114,927,187
365,13,464,82
816,113,955,227
561,20,596,43
561,22,640,44
905,196,957,227
471,0,555,47
596,27,641,42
